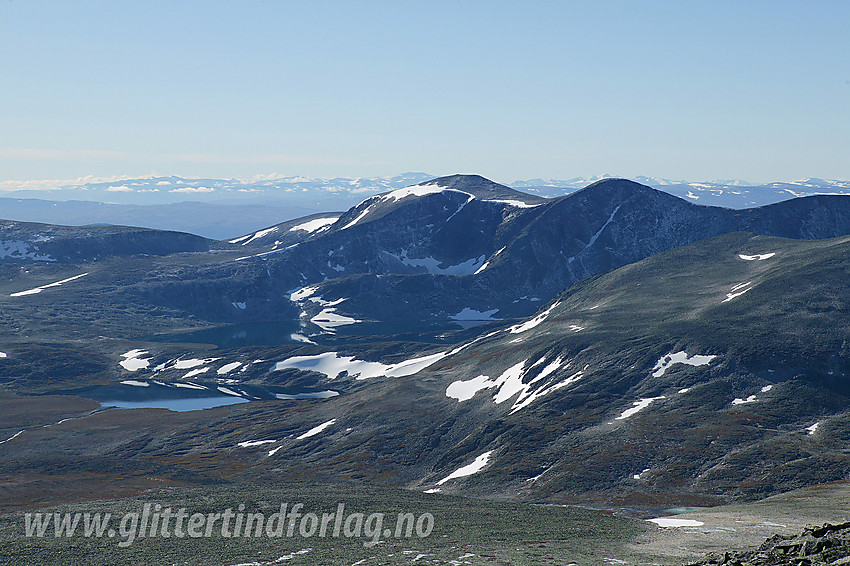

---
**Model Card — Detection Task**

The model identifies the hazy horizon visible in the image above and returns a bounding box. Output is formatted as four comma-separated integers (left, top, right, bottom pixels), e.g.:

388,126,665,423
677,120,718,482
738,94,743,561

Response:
3,1,849,184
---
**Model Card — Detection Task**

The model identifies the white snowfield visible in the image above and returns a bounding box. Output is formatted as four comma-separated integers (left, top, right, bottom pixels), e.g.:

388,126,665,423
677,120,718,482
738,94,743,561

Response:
217,362,242,375
723,281,753,302
290,333,317,345
381,184,473,203
289,286,361,332
217,386,243,397
732,395,758,405
482,199,541,208
806,422,820,435
446,375,496,402
234,243,298,261
231,226,278,246
616,396,666,420
173,382,205,390
290,285,320,302
339,203,376,230
10,272,88,297
436,450,494,485
120,380,150,387
652,351,717,377
118,349,262,381
183,367,209,379
648,517,705,528
273,351,446,380
476,245,507,274
237,439,277,448
268,446,283,456
0,352,7,358
445,355,583,413
633,468,650,480
309,309,360,332
739,252,775,261
119,349,151,371
509,302,560,334
297,418,336,440
288,216,339,233
0,240,55,261
0,430,25,445
173,358,220,370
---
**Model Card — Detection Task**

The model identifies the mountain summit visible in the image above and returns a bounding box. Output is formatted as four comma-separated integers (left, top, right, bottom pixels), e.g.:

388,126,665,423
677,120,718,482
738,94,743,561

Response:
411,174,547,204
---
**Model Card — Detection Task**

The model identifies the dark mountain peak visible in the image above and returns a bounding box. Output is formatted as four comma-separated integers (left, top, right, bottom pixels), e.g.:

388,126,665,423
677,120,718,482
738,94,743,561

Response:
581,177,662,195
565,177,684,208
427,173,505,190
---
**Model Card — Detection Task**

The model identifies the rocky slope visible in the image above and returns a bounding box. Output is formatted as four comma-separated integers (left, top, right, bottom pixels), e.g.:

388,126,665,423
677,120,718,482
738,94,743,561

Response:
210,232,849,505
686,522,850,566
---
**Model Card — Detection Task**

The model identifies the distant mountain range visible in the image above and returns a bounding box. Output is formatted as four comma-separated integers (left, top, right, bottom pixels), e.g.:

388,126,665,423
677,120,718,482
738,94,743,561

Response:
2,174,850,510
1,173,849,238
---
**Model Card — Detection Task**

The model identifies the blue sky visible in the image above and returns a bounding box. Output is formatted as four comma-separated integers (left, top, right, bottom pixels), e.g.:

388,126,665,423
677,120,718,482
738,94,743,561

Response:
2,0,848,184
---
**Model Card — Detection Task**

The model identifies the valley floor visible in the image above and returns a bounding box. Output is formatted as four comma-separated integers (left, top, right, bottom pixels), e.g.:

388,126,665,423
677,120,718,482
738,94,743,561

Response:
2,471,848,565
0,480,648,566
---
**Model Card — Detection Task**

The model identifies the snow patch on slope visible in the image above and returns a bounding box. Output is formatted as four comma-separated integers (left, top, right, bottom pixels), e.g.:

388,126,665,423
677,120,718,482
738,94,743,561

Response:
381,184,473,203
616,396,665,420
483,199,541,208
234,226,278,245
739,252,775,261
509,302,560,334
119,349,151,371
289,216,339,233
652,351,717,377
297,419,336,440
10,273,89,297
648,517,705,528
273,351,445,380
310,309,360,332
445,356,583,413
0,240,55,261
723,281,753,302
436,450,494,485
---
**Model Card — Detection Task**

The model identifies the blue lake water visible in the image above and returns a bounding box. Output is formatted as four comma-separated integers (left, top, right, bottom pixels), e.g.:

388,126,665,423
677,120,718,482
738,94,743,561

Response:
101,396,248,411
66,381,340,412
